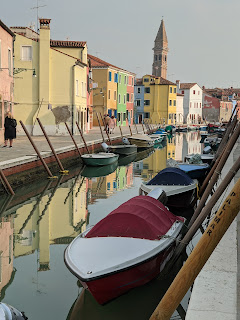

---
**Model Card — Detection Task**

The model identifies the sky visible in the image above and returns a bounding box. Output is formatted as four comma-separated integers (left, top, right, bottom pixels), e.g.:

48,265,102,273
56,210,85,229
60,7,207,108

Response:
2,0,240,88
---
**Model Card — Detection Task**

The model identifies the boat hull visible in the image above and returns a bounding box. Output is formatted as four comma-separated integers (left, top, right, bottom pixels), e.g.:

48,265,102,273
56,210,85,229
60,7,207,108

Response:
78,245,174,305
178,164,210,180
128,137,154,149
81,153,119,166
110,144,137,155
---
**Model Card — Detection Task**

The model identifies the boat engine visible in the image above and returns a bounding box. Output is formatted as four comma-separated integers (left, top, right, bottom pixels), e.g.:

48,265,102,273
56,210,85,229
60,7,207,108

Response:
122,137,130,145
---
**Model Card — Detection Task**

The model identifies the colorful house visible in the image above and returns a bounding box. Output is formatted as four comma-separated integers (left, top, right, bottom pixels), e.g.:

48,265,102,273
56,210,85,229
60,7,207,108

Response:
0,19,15,141
140,75,177,124
11,19,89,136
134,78,144,124
88,54,135,126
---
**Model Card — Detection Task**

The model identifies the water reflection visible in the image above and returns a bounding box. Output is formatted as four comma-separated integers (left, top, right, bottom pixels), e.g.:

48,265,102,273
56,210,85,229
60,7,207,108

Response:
0,132,201,319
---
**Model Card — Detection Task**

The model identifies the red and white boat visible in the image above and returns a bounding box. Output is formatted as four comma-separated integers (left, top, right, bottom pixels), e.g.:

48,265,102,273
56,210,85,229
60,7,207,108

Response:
64,192,185,304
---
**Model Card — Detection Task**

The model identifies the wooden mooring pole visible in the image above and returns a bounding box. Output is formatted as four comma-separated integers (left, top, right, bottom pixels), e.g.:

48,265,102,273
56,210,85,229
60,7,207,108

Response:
0,170,14,195
65,122,82,159
20,120,54,178
100,113,112,144
150,177,240,320
96,112,105,142
142,123,146,134
119,125,123,138
75,122,90,154
129,125,133,136
37,118,67,173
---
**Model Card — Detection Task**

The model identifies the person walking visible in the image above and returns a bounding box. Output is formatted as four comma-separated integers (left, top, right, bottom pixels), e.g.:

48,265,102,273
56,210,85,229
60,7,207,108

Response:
104,114,110,133
3,111,17,148
109,115,116,134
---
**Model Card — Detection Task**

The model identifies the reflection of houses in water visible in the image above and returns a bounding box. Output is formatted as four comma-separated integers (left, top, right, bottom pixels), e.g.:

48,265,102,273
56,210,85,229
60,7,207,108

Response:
186,131,202,155
89,164,134,203
141,147,167,182
12,177,88,271
0,216,14,298
175,134,184,161
166,135,176,159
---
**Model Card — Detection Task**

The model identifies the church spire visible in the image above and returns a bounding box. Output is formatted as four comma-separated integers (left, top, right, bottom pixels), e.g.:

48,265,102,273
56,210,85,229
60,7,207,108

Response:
152,19,169,78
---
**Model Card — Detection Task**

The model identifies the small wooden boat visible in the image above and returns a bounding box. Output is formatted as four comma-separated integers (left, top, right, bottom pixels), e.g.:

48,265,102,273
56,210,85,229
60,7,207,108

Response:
185,154,214,165
108,144,137,156
152,128,167,136
64,192,185,304
148,134,165,144
203,137,221,150
128,134,154,149
140,168,198,208
177,163,210,180
81,153,119,166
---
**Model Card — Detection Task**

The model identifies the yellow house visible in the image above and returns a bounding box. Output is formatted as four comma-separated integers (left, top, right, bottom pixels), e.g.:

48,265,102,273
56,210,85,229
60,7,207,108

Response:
11,19,88,135
142,75,177,124
88,54,118,126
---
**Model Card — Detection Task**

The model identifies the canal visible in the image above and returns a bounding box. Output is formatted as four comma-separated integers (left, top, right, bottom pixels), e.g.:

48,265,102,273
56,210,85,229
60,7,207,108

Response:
0,131,203,320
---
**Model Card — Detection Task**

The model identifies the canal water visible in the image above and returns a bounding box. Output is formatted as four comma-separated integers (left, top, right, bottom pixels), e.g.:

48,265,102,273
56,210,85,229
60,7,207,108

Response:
0,132,203,320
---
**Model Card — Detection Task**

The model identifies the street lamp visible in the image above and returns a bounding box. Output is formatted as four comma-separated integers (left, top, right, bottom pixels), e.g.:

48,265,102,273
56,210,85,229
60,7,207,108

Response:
0,67,37,77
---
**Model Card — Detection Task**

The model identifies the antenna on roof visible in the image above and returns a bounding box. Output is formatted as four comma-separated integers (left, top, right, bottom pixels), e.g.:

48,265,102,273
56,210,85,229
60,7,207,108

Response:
31,0,47,33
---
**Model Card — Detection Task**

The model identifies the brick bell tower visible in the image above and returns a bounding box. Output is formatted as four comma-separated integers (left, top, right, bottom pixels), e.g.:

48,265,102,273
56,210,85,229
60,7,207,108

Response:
152,19,169,78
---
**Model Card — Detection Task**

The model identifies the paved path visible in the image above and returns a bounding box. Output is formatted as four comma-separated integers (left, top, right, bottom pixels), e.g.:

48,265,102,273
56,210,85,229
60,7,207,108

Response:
0,124,148,165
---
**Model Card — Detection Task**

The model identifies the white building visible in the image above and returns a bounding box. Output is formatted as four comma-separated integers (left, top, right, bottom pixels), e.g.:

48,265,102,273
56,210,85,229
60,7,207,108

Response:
176,93,184,124
176,81,203,124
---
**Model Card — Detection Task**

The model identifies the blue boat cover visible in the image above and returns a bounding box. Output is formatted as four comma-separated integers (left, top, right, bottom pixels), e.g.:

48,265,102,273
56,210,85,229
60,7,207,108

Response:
178,164,209,172
147,167,194,186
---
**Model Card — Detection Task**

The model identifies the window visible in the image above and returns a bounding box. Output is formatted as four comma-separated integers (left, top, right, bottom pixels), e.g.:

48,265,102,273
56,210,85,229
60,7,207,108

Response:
200,103,201,108
107,182,111,190
174,87,176,93
114,91,117,100
136,99,141,107
169,99,172,106
76,80,79,96
196,103,198,108
108,90,111,99
190,102,192,108
109,71,112,81
119,74,122,83
118,94,121,104
144,100,150,106
155,55,157,61
137,87,141,94
8,49,11,76
4,101,8,114
21,46,32,61
144,112,150,118
131,93,133,102
174,100,176,106
159,54,161,61
123,113,126,121
145,87,150,94
132,77,134,86
165,56,167,62
198,91,200,95
124,95,126,104
117,113,121,122
170,87,172,93
81,82,84,97
127,93,130,102
124,76,127,85
143,78,149,82
181,90,184,94
193,90,196,94
114,73,118,83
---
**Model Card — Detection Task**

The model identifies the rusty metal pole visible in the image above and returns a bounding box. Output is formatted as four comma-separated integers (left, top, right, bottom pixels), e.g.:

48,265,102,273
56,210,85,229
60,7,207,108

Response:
76,122,90,154
134,123,139,134
64,122,82,158
20,120,53,178
142,123,146,134
129,125,133,136
96,112,105,142
0,169,15,195
100,113,112,145
37,118,66,173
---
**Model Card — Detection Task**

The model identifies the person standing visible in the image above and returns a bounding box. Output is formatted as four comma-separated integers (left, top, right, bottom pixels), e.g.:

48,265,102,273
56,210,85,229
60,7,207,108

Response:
109,115,116,134
104,114,110,133
3,112,17,148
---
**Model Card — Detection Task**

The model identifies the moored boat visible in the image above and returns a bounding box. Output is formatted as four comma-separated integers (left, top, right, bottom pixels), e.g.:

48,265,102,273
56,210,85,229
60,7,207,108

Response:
148,134,165,144
177,163,210,180
64,193,185,304
140,167,198,208
81,153,119,166
185,153,214,165
108,144,137,155
81,162,118,178
128,134,154,149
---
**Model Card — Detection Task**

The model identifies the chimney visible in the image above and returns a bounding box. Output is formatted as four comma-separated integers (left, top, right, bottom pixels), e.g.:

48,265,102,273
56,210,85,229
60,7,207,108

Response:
176,80,180,92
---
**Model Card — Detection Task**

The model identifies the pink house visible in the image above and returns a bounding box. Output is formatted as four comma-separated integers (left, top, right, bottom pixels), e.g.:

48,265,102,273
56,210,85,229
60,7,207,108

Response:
126,75,135,125
0,20,15,141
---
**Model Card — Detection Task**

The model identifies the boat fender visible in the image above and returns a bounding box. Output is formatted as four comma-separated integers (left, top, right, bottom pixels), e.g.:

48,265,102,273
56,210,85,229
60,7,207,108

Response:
101,142,109,152
122,137,130,145
0,303,28,319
